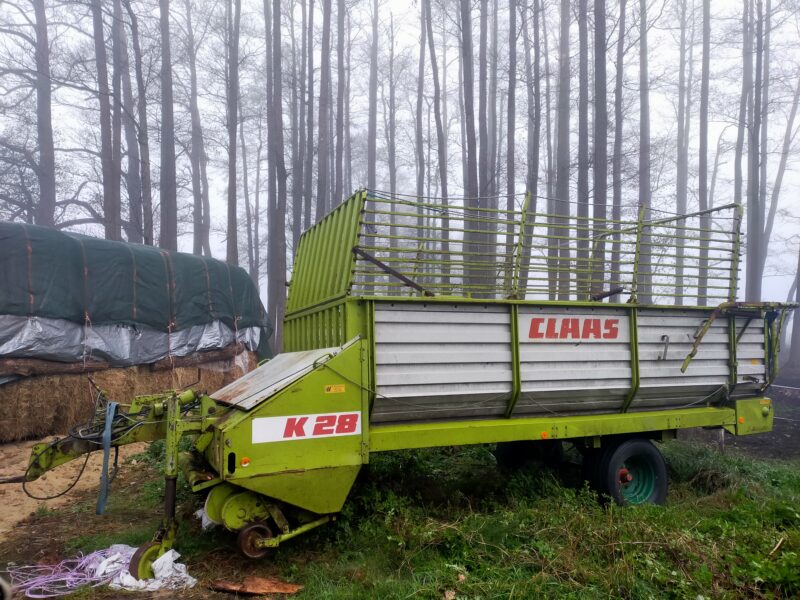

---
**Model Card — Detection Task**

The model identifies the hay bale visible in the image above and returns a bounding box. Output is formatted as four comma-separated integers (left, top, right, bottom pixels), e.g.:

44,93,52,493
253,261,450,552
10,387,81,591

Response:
0,349,257,443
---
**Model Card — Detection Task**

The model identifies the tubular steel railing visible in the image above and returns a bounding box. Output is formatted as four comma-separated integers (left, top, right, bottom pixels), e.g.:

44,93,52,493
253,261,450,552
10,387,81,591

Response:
348,190,742,307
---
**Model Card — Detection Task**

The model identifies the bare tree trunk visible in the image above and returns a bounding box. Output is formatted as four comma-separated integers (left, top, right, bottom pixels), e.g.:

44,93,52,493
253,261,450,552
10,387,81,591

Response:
519,0,540,295
90,0,115,240
746,0,763,301
555,0,571,300
240,107,255,281
289,5,301,254
294,0,306,247
734,0,751,212
458,34,467,193
123,0,154,245
637,0,652,303
225,0,241,262
415,0,426,212
488,0,498,200
505,0,516,287
577,0,589,299
367,0,378,192
478,0,489,199
185,0,206,255
384,15,397,201
316,0,332,220
111,0,123,241
757,0,771,278
460,0,480,287
612,0,626,285
698,0,710,305
675,0,689,303
591,0,607,296
303,0,315,228
158,0,177,250
344,16,352,196
424,0,449,273
33,0,55,228
121,28,143,243
269,0,288,349
334,0,345,205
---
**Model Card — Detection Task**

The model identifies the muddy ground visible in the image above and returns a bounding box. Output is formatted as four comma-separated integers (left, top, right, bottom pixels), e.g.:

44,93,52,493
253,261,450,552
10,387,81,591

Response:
681,381,800,459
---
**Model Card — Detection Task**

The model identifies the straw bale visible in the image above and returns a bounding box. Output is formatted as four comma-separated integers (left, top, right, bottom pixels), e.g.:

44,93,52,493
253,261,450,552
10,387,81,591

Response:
0,348,257,443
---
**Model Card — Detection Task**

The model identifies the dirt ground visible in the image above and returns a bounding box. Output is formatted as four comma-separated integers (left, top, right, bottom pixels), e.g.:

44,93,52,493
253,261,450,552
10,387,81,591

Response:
680,382,800,460
0,439,145,537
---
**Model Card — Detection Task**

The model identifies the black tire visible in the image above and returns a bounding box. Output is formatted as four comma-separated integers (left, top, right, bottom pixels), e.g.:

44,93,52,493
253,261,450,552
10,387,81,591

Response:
599,438,668,506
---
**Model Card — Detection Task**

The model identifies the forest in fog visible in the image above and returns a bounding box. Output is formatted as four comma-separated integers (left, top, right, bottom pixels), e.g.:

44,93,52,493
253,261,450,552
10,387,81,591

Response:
0,0,799,356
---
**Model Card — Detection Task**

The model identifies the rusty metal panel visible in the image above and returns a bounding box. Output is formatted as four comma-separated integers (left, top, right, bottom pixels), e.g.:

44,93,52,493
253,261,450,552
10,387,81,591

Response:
212,342,353,410
514,306,632,416
372,302,512,423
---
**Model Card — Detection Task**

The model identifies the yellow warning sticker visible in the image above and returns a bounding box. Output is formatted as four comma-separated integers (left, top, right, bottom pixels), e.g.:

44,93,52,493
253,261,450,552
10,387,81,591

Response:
325,384,346,394
750,358,761,365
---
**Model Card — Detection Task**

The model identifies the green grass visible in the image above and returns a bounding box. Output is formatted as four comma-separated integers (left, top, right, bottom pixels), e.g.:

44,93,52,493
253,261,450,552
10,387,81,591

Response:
12,440,800,599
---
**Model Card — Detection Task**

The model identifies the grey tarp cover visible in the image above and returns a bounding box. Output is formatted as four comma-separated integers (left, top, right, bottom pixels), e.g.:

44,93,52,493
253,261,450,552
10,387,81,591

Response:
0,221,271,364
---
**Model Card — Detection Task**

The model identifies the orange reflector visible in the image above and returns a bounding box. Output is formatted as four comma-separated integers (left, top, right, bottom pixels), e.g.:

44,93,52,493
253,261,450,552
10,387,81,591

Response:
541,431,549,439
738,417,745,424
241,457,251,467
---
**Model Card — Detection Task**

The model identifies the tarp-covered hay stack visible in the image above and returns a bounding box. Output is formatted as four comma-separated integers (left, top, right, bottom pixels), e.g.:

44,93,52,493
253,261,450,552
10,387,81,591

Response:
0,222,271,442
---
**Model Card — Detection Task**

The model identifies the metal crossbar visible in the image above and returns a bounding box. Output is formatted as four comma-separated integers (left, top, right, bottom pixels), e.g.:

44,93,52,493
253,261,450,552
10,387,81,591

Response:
348,190,742,306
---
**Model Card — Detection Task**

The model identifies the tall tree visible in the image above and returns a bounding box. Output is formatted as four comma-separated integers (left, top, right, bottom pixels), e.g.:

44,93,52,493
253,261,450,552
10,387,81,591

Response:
637,0,652,303
111,0,123,241
555,0,571,300
224,0,241,262
184,0,209,255
334,0,345,205
734,1,751,213
316,0,332,220
268,0,288,349
697,0,710,304
121,29,143,243
611,0,627,285
506,0,516,270
367,0,378,192
32,0,55,228
90,0,116,240
591,0,607,296
415,1,426,209
303,0,315,228
675,0,691,303
460,0,480,288
424,0,449,274
746,0,764,300
577,0,589,298
123,0,154,245
478,0,489,197
159,0,177,250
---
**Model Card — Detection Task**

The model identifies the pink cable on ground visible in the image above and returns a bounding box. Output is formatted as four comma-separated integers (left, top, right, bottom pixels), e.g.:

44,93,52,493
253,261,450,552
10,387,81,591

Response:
5,549,126,598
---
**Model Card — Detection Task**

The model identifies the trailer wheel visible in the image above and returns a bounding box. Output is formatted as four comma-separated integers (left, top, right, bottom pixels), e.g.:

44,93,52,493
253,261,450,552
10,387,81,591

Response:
237,522,274,559
600,439,668,506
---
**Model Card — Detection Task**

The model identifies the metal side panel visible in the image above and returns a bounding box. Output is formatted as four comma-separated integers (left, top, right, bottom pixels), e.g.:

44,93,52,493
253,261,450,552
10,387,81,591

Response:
731,316,767,398
514,306,632,416
632,309,729,411
212,339,357,409
372,303,512,423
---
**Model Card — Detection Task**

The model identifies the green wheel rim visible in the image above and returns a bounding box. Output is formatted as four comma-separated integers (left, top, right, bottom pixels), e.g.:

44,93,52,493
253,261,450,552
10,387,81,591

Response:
618,455,656,504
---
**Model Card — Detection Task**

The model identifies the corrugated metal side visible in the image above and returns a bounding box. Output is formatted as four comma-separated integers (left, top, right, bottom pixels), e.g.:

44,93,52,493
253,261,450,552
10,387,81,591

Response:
731,316,767,398
632,309,729,410
514,306,632,415
372,303,512,423
285,192,364,314
284,303,347,352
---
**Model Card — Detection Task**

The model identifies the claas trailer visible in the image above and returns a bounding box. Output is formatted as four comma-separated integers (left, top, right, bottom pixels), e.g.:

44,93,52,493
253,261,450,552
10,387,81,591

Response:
22,190,794,578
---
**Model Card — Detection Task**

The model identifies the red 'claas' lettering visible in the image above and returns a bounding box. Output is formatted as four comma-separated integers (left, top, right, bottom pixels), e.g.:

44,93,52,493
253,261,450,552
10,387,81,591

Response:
527,317,620,341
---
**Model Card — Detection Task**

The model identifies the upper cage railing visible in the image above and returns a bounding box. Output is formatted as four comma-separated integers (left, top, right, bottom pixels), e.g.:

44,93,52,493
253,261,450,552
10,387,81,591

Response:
347,189,742,306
